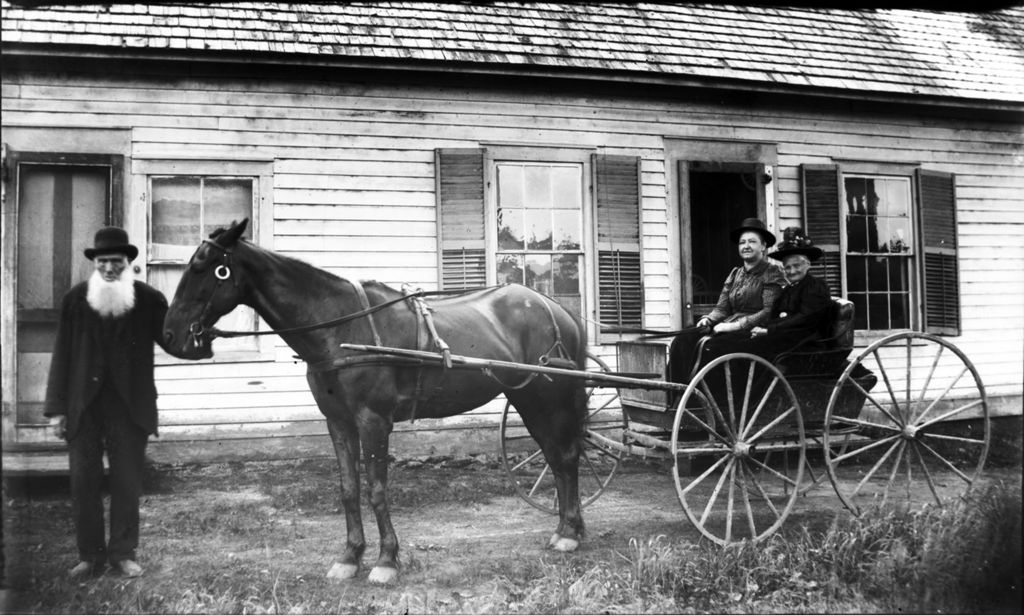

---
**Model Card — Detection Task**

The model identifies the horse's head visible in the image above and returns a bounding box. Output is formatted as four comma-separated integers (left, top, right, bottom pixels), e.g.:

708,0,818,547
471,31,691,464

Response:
162,218,250,359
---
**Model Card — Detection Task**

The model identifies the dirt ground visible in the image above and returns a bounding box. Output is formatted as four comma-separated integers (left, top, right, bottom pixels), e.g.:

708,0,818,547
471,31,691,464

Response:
4,450,1019,614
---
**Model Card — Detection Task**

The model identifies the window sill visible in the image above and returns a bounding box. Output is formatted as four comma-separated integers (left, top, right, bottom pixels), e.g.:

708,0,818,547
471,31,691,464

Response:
853,329,928,347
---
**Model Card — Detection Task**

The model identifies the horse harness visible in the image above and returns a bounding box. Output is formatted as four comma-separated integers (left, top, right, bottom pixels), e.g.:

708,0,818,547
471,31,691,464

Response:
191,238,576,418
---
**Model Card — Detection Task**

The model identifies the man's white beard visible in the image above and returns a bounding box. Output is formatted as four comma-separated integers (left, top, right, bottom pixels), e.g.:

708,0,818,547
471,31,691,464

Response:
86,268,136,318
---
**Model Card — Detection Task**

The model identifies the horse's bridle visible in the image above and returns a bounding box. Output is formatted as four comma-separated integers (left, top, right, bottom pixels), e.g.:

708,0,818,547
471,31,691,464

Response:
187,238,236,348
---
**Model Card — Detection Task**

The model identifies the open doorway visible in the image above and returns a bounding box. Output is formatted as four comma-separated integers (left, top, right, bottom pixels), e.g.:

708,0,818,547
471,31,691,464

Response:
682,162,768,323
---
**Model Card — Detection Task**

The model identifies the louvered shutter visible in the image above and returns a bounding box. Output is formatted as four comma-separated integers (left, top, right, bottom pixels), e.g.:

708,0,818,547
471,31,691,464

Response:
801,164,844,298
436,148,486,289
594,154,643,329
917,170,961,336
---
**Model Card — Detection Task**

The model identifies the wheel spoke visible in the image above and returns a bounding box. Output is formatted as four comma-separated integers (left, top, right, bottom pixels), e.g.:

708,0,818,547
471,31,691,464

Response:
832,433,901,465
700,458,735,524
741,375,780,439
904,337,913,419
917,398,984,431
725,463,736,542
872,349,906,426
914,345,945,409
747,405,796,443
831,414,903,433
679,403,733,448
738,360,756,434
746,455,800,489
680,453,731,495
527,463,551,498
724,361,738,435
912,365,969,426
917,439,973,484
744,460,781,519
738,462,758,537
911,442,943,507
920,432,987,446
588,394,618,417
511,449,544,473
699,378,736,440
878,441,907,506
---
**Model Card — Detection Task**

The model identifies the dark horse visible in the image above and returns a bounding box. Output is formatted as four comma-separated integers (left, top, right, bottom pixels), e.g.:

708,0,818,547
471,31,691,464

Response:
162,219,589,584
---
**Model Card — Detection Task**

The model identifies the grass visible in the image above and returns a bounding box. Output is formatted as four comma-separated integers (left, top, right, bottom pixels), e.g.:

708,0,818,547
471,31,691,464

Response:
3,458,1020,614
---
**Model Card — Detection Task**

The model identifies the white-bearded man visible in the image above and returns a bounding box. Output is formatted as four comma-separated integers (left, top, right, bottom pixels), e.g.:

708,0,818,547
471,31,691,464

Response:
45,226,173,579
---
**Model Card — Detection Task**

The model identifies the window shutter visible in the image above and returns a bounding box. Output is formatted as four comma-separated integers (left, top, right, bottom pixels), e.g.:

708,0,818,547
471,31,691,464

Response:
917,170,960,336
801,164,844,298
436,148,486,289
594,154,643,328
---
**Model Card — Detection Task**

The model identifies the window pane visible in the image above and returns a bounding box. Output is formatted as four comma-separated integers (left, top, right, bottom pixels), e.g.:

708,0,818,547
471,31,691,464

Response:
497,165,523,208
497,208,524,250
525,254,552,295
847,215,869,252
203,178,252,238
847,256,866,292
890,294,909,329
845,177,869,214
497,254,523,284
553,254,580,295
551,167,581,208
552,210,581,251
849,294,868,329
525,209,552,250
889,259,908,292
868,294,890,329
524,166,550,208
148,264,185,304
152,177,201,261
867,257,889,292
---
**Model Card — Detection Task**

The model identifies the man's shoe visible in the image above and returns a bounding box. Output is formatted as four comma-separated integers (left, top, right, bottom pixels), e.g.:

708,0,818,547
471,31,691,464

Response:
68,561,100,579
114,559,144,578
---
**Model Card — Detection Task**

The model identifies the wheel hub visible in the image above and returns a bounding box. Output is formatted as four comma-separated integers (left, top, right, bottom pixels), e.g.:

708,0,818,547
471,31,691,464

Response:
902,424,920,439
732,441,752,458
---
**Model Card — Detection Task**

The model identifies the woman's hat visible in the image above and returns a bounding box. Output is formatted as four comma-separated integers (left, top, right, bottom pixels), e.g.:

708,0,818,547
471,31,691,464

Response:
769,227,824,262
729,217,776,247
84,226,139,261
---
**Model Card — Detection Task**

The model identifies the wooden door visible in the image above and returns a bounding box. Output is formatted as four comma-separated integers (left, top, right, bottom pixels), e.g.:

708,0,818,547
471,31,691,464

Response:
4,153,122,446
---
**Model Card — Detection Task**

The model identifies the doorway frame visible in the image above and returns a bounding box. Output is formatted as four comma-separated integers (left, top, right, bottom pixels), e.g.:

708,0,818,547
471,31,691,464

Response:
1,150,125,449
663,138,778,328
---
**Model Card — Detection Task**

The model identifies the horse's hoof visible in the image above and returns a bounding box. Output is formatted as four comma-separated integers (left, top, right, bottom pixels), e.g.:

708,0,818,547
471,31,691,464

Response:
549,535,579,552
326,562,359,581
367,566,399,585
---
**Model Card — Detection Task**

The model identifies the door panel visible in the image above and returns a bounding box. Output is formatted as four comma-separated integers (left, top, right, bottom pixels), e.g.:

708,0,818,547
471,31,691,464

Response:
16,165,110,427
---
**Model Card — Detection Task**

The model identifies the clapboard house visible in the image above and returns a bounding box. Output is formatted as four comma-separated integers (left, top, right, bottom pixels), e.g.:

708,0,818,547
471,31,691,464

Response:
3,2,1022,469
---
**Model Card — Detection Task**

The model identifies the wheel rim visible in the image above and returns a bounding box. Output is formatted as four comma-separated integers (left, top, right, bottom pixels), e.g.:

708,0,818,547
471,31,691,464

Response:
824,332,990,516
499,352,625,514
671,353,804,545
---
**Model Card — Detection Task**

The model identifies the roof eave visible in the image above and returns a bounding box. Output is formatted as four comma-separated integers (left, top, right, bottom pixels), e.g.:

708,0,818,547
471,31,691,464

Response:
4,43,1023,115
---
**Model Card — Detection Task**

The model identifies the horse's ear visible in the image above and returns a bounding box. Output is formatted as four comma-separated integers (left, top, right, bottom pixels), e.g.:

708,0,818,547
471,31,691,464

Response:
219,218,249,246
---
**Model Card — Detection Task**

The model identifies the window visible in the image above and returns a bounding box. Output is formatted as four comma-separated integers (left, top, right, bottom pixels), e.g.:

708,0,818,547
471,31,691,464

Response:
135,158,273,360
802,164,960,336
495,163,584,316
843,175,914,330
435,148,643,339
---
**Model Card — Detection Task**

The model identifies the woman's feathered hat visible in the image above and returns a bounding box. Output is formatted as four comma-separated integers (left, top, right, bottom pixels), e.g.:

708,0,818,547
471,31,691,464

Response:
769,227,824,262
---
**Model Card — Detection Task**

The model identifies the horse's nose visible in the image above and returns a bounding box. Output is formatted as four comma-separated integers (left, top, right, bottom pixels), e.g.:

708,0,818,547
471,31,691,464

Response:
164,330,175,346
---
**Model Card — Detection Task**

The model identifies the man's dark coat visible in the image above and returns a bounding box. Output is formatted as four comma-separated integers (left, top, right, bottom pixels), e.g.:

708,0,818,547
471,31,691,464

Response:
45,280,169,439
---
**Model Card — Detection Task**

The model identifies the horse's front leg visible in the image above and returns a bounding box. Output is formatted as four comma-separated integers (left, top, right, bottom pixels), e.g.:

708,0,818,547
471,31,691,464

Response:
324,418,366,581
358,411,400,584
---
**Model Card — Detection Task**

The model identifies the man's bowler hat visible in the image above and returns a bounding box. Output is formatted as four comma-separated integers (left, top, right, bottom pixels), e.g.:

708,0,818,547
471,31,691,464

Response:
84,226,139,261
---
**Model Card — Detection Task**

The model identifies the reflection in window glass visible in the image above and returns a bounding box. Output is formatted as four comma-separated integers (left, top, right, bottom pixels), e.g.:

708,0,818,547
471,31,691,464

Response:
495,163,583,315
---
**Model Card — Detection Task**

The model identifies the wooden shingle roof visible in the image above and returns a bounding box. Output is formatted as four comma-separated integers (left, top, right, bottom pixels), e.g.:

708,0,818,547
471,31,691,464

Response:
3,2,1023,105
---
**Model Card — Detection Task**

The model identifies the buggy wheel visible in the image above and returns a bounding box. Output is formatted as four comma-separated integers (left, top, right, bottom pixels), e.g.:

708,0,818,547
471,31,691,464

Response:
824,332,990,516
500,352,625,514
671,353,804,546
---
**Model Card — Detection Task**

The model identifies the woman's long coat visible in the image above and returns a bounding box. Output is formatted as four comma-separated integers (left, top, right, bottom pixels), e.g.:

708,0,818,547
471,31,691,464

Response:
44,280,169,440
